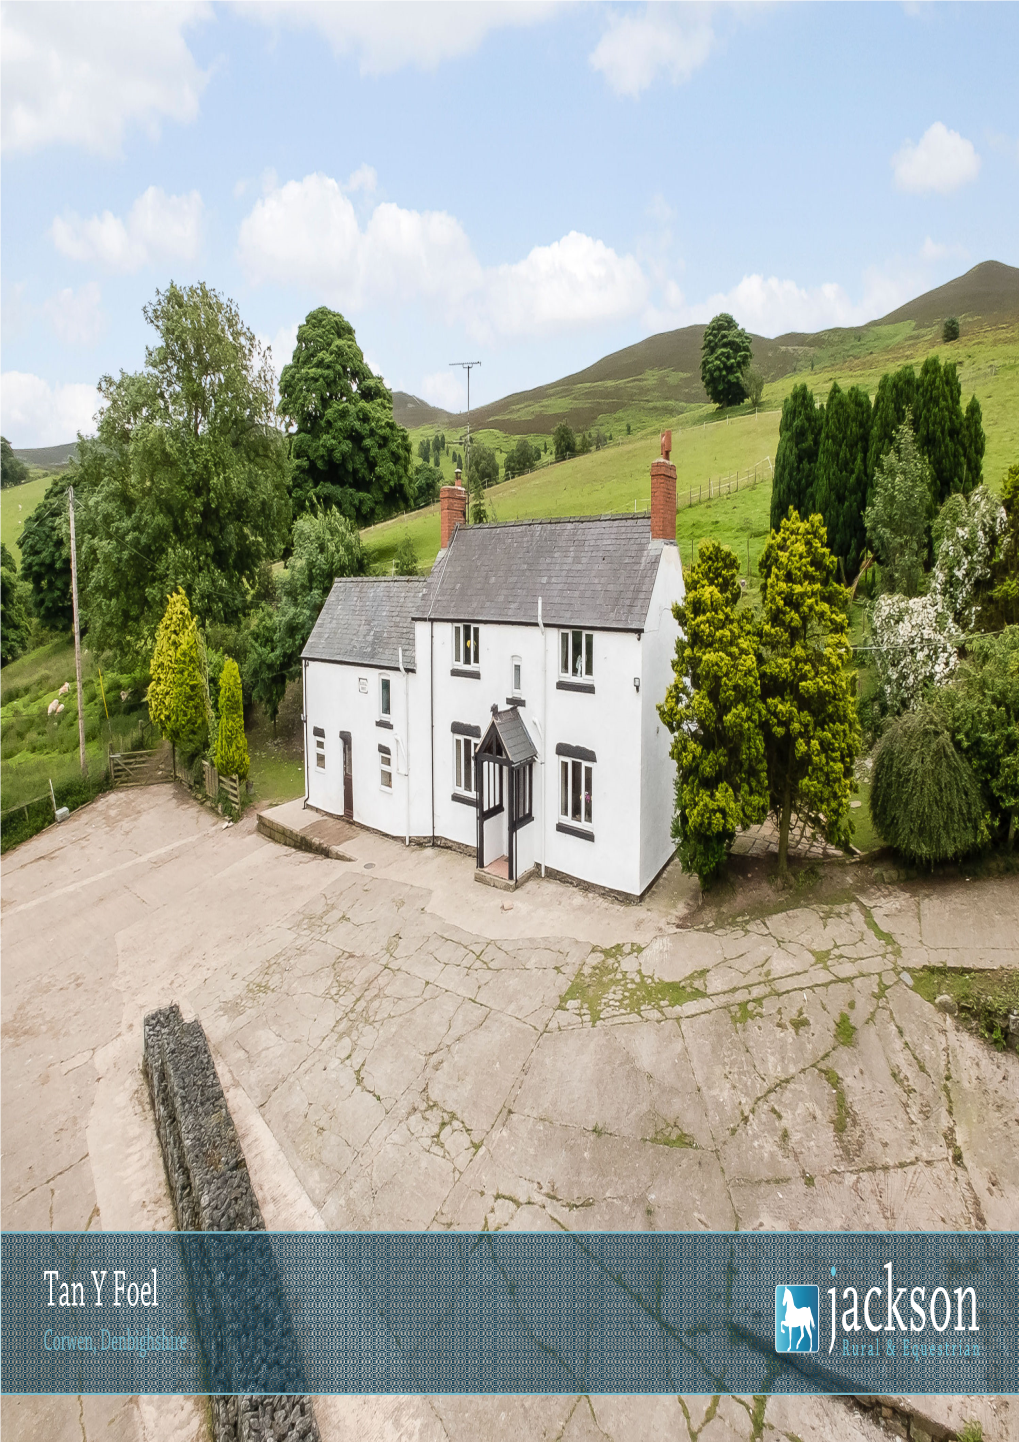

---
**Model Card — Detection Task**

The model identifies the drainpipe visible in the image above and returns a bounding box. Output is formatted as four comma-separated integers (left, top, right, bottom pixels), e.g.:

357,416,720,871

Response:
399,646,409,846
537,596,546,877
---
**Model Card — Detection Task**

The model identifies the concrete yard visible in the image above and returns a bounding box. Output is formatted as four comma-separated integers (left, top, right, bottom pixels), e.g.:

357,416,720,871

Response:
2,784,1017,1442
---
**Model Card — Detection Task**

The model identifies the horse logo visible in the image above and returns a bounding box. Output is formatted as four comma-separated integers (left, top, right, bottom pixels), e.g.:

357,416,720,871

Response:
774,1285,819,1353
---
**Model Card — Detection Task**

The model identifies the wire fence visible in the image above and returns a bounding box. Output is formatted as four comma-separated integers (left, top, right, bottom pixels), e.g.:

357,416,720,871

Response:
678,456,774,510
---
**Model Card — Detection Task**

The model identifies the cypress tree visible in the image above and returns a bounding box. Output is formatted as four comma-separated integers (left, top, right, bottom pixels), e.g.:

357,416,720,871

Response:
148,590,194,736
961,394,985,493
214,656,249,781
770,384,823,533
867,364,916,490
168,619,209,760
916,356,966,503
812,382,872,577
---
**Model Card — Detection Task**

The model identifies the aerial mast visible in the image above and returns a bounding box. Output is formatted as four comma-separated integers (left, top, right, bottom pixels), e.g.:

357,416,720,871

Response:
449,360,481,488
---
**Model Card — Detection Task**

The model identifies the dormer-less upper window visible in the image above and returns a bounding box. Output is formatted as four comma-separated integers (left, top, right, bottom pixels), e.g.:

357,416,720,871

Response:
560,630,593,679
454,623,479,668
380,675,391,717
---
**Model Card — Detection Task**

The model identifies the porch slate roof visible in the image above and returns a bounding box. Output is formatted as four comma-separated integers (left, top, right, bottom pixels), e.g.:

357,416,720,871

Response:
480,707,538,765
302,576,432,670
420,514,664,631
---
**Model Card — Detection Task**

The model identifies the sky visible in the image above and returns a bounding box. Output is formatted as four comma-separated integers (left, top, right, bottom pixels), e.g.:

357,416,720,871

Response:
1,0,1017,447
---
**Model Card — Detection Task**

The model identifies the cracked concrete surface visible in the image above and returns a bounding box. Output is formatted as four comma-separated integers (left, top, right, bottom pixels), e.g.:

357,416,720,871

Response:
1,787,1017,1442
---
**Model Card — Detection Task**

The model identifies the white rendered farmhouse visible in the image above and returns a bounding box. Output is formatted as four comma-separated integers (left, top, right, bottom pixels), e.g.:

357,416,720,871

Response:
300,438,684,897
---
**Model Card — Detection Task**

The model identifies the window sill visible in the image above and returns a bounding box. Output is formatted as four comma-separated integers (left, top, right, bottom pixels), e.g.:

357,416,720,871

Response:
451,791,477,808
506,696,525,707
375,718,393,729
556,821,595,842
450,667,481,679
556,679,595,694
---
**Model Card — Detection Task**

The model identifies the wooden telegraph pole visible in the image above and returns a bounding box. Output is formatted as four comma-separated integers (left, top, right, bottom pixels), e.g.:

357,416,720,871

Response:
68,486,87,776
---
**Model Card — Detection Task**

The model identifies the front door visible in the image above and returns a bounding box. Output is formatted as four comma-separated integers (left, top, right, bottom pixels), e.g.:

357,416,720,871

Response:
341,734,353,820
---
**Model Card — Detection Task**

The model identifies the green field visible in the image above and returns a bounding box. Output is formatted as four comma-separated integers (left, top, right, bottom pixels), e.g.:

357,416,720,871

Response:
374,323,1017,577
1,471,57,561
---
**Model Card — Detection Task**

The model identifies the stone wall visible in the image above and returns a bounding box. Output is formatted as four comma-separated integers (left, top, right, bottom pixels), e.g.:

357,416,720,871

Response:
143,1004,320,1442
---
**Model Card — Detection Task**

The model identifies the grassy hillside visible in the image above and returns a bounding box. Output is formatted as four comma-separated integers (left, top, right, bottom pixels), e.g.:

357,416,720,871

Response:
0,471,59,561
367,320,1017,577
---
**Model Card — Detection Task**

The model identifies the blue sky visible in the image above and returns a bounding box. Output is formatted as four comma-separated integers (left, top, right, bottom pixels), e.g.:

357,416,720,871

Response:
2,1,1017,445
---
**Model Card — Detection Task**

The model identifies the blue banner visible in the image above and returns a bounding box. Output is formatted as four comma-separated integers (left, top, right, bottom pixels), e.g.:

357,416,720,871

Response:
2,1231,1016,1396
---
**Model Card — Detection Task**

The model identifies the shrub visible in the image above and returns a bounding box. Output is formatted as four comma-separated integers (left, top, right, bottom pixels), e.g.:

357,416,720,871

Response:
942,317,960,343
870,704,987,865
213,656,249,781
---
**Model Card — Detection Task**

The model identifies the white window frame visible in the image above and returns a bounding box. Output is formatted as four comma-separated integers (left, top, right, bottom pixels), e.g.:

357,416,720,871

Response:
379,674,391,718
315,736,326,770
453,622,480,668
559,629,594,680
511,655,522,695
453,736,477,796
559,758,593,829
380,746,393,790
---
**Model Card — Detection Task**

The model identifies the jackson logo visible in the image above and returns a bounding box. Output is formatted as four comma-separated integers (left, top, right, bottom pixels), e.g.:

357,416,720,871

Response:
775,1285,819,1353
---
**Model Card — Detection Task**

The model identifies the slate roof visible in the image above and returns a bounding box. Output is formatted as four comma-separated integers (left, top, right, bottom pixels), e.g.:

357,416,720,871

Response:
420,514,665,631
480,707,538,765
302,576,432,669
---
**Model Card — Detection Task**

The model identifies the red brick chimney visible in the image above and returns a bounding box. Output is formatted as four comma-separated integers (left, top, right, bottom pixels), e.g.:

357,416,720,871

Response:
650,430,677,543
440,479,467,549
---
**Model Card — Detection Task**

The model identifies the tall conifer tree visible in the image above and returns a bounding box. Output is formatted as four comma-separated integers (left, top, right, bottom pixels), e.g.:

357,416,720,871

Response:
812,382,872,576
916,356,966,504
867,364,916,490
770,384,823,533
961,394,985,493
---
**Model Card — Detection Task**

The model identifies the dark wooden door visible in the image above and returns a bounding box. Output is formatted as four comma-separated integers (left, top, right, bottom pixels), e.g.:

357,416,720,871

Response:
342,735,353,820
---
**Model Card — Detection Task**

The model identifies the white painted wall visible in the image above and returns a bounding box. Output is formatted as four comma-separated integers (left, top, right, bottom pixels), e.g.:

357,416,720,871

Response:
303,543,684,894
639,542,685,892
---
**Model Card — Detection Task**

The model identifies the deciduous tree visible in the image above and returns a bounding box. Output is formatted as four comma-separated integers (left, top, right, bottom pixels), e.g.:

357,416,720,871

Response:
278,306,412,523
700,313,752,408
740,361,765,407
74,282,291,664
1,543,32,664
770,384,823,534
870,704,986,866
1,436,29,489
18,474,72,632
757,512,861,877
865,416,933,597
658,542,768,885
553,423,576,462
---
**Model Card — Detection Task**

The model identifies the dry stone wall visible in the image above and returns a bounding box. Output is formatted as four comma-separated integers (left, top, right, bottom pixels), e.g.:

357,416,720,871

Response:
143,1004,320,1442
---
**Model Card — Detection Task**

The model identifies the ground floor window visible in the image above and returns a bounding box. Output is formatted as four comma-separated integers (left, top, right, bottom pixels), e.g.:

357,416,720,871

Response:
560,758,592,827
454,737,476,794
314,726,325,769
380,745,393,789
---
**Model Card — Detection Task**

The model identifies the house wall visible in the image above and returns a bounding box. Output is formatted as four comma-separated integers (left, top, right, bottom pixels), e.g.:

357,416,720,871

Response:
303,657,429,840
302,547,683,895
638,543,685,892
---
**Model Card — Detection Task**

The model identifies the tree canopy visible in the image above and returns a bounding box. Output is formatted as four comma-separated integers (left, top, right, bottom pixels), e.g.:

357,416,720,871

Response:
867,365,916,488
214,656,249,781
503,437,541,480
19,474,72,632
74,282,291,664
658,542,767,885
916,355,967,504
278,306,412,524
865,416,933,597
553,423,577,462
1,543,32,665
870,704,986,866
757,511,860,875
148,589,209,761
1,436,29,489
812,381,871,577
700,313,752,408
770,384,823,534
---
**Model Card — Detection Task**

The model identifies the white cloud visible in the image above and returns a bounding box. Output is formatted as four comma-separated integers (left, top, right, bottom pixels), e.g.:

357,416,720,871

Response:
1,2,210,155
590,5,715,97
42,283,106,347
483,232,648,338
238,172,648,341
52,187,203,274
892,122,981,195
0,372,98,447
421,371,468,410
238,2,554,76
346,164,377,195
264,322,300,379
920,236,969,263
